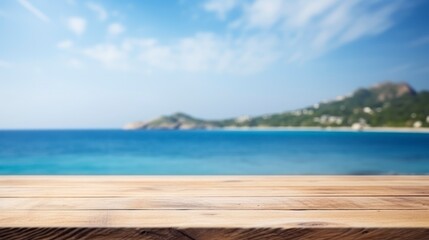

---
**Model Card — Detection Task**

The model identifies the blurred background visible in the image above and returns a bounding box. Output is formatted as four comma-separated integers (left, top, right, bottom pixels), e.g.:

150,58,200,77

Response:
0,0,428,129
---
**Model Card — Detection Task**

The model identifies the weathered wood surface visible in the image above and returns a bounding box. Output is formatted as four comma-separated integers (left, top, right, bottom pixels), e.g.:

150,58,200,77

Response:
0,176,428,239
1,228,429,240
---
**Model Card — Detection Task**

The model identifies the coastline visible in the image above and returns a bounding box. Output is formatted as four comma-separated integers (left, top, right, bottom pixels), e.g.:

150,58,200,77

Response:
123,125,429,133
214,126,429,133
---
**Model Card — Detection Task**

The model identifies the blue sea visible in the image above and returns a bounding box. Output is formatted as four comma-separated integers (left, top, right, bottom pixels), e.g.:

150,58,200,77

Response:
0,130,428,175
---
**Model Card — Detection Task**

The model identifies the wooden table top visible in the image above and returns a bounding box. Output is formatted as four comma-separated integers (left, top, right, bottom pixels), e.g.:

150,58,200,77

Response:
0,176,428,239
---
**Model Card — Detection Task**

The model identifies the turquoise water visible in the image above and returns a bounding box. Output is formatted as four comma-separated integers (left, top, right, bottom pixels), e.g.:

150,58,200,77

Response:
0,130,428,175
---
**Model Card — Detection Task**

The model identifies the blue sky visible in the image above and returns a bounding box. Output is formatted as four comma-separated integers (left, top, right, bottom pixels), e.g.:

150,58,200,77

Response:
0,0,429,129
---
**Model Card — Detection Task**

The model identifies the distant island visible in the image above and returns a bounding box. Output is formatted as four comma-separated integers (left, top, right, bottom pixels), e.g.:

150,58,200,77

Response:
124,82,429,130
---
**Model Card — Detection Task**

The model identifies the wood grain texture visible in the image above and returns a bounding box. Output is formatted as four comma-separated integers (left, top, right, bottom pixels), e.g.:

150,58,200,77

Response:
1,196,427,210
2,185,429,197
0,228,429,240
1,210,429,228
0,176,428,239
1,176,428,186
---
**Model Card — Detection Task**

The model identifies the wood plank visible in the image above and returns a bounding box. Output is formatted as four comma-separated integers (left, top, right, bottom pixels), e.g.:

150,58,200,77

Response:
1,210,428,228
1,185,428,197
1,176,428,239
1,176,428,187
0,228,428,240
0,196,428,210
2,180,428,188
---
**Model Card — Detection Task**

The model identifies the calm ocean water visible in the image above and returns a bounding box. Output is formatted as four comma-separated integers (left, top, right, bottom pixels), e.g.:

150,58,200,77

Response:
0,130,428,175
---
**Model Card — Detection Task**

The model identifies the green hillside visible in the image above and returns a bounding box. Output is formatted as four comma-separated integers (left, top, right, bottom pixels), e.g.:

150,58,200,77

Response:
124,82,429,130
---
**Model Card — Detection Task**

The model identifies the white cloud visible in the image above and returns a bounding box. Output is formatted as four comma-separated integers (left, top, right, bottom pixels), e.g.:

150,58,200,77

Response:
339,1,400,44
81,33,279,74
83,44,127,68
207,0,407,62
68,17,86,35
311,1,354,48
17,0,50,22
108,23,125,36
203,0,240,20
242,0,284,29
289,0,339,27
57,40,73,49
87,2,108,21
61,0,413,74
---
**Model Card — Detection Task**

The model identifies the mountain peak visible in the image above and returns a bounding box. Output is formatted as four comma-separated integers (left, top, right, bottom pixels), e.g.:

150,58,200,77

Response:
170,112,193,119
370,81,416,101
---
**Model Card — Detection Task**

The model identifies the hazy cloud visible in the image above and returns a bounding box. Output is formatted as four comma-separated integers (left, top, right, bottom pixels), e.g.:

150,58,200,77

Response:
241,0,284,29
57,40,74,49
207,0,407,62
387,63,412,74
17,0,50,22
66,0,75,5
87,2,108,21
68,17,86,35
411,35,429,47
83,44,128,68
82,33,279,74
108,23,125,36
61,0,414,74
203,0,240,20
